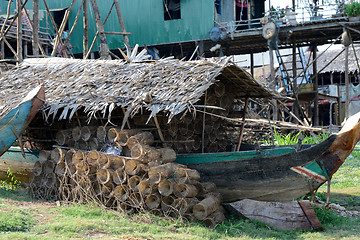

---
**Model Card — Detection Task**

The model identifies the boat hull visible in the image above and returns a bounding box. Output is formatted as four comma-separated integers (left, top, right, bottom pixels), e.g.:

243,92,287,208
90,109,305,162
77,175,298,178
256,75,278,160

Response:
0,147,40,183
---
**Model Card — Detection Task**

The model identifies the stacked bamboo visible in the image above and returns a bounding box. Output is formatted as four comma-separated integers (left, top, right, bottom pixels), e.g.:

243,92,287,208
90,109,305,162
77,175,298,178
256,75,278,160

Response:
31,128,225,227
55,126,102,151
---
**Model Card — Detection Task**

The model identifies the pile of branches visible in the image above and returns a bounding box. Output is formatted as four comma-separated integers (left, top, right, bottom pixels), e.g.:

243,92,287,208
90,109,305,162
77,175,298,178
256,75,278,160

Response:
30,128,225,227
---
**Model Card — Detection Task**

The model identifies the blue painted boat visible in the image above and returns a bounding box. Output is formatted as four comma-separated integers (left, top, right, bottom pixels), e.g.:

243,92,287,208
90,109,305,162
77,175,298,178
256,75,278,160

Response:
0,85,45,157
0,85,44,182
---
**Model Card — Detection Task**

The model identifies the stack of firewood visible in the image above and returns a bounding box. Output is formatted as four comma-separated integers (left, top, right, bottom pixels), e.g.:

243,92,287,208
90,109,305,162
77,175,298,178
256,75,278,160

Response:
30,128,225,227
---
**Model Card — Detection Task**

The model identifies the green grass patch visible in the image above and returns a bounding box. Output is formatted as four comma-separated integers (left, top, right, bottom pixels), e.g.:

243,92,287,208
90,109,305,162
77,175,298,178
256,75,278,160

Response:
0,209,34,232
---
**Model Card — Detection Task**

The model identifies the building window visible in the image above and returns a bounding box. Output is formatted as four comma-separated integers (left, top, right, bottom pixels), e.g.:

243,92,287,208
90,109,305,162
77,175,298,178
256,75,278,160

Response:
164,0,181,20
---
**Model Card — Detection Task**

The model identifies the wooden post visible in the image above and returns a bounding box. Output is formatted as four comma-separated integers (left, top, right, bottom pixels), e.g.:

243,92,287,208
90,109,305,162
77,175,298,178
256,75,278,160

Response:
236,97,249,151
90,0,110,59
202,91,207,153
83,0,88,58
51,0,76,57
250,52,254,77
0,40,4,58
345,45,350,119
17,0,23,61
312,43,319,126
292,43,299,124
113,0,130,49
269,46,278,121
32,0,39,56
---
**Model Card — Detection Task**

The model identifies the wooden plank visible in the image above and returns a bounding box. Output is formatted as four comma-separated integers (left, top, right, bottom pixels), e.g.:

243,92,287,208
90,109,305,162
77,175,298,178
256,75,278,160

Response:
17,0,22,61
103,31,131,35
224,199,313,230
298,200,323,230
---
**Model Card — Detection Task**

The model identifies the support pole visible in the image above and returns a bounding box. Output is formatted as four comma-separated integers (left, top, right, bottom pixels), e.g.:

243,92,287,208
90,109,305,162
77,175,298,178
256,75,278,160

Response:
32,0,39,56
292,43,299,124
250,52,254,77
236,97,249,151
17,0,23,61
345,45,350,119
83,0,88,58
269,46,278,121
113,0,130,50
90,0,110,59
312,43,319,126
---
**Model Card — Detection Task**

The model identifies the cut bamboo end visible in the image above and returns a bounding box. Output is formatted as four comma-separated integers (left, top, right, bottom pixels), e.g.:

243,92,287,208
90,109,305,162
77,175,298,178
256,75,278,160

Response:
76,161,90,176
97,154,110,169
43,160,55,175
131,144,161,163
157,179,174,197
92,182,102,196
193,194,221,220
159,147,176,163
173,183,198,198
65,149,76,164
126,131,154,149
174,168,200,183
96,169,113,184
81,126,96,142
118,129,143,146
33,161,42,176
77,139,89,151
112,168,127,185
203,209,226,228
86,150,100,166
113,185,130,202
128,175,141,192
125,159,145,176
51,148,67,164
55,161,66,176
55,129,73,146
72,126,81,141
138,179,157,196
107,128,120,143
66,162,77,176
145,193,161,210
72,150,85,165
101,182,114,198
161,195,175,212
148,162,179,180
38,150,51,164
96,126,108,143
108,155,125,170
44,172,56,188
89,138,99,150
173,198,199,215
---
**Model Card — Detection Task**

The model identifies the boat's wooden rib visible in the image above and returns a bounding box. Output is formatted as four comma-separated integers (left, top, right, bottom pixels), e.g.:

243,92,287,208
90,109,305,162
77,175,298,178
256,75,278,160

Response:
176,112,360,202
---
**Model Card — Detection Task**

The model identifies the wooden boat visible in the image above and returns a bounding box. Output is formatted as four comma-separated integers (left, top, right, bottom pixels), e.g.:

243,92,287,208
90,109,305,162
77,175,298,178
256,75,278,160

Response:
0,146,40,183
0,85,45,181
176,112,360,203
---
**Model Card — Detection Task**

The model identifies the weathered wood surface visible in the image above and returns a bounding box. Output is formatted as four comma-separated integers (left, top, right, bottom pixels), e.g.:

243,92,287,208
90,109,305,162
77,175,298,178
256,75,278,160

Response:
224,199,320,230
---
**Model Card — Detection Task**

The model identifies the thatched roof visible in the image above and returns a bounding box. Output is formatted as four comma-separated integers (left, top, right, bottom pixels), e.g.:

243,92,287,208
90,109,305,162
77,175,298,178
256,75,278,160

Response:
0,57,279,122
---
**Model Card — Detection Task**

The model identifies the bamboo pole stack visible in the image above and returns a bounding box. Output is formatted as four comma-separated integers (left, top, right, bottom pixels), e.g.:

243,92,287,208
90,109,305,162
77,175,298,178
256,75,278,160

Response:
31,128,225,227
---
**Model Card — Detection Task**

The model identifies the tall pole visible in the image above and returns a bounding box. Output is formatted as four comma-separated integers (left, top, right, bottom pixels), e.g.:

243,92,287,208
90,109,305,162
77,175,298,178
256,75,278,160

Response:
32,0,39,56
345,45,350,119
269,46,278,121
312,43,319,126
90,0,110,59
83,0,88,58
113,0,130,49
17,0,22,61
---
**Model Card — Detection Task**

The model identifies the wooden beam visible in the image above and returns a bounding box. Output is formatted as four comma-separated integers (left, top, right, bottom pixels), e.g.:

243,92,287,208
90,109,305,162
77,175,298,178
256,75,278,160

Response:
345,45,349,119
312,43,319,126
83,0,88,58
85,1,114,59
90,0,110,59
113,0,130,49
32,0,39,56
103,31,131,35
236,97,249,151
43,0,64,54
51,0,76,57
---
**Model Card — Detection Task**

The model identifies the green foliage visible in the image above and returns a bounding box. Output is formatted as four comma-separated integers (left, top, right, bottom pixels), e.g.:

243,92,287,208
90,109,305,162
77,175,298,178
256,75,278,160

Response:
260,128,330,146
0,209,34,232
0,168,21,191
313,206,347,225
345,1,360,17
